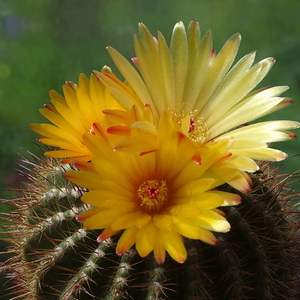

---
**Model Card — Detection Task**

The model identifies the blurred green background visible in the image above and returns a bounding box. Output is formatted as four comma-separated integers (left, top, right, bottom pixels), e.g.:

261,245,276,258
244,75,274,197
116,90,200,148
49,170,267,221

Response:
0,0,300,298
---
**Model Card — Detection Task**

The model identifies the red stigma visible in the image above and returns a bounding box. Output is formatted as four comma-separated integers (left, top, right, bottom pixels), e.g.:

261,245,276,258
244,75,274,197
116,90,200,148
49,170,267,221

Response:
147,187,159,199
189,118,196,133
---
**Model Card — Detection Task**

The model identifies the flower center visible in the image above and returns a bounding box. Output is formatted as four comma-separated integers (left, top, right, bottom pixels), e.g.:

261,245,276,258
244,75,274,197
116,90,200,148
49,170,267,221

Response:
137,179,169,213
170,109,209,143
187,115,208,143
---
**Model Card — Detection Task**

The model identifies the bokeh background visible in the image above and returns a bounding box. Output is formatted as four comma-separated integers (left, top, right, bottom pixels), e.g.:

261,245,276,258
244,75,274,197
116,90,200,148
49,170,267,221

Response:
0,0,300,297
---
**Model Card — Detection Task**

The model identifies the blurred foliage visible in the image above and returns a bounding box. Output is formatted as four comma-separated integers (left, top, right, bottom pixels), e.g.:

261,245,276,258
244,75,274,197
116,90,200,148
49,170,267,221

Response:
0,0,300,201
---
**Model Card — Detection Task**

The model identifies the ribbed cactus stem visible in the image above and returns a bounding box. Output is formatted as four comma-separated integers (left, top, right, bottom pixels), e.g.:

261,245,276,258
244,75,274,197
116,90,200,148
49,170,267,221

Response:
1,155,299,299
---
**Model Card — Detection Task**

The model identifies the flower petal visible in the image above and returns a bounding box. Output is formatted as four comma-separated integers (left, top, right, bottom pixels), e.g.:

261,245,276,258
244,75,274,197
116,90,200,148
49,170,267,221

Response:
116,227,138,255
160,229,187,263
136,221,156,257
97,227,118,242
153,235,166,264
192,209,231,232
174,218,218,244
65,170,103,190
111,211,142,230
193,192,225,209
210,191,242,206
153,214,174,231
232,148,288,161
173,178,215,198
82,209,123,229
170,203,201,217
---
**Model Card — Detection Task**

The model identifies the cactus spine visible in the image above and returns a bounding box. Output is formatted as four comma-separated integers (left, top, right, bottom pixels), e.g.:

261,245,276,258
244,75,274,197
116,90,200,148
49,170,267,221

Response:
1,154,300,300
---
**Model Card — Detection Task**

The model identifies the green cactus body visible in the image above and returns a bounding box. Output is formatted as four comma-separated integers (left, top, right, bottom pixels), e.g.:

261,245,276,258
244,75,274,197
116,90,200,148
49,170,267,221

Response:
1,156,300,299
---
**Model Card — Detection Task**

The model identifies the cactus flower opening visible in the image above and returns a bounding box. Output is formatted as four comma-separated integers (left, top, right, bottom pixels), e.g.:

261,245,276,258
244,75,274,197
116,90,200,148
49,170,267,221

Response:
98,20,299,183
29,20,299,263
65,112,242,264
30,69,123,163
31,21,299,176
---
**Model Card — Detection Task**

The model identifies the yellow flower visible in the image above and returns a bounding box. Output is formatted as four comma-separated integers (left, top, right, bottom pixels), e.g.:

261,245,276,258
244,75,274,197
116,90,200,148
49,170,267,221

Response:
65,112,242,264
97,20,299,175
30,67,123,163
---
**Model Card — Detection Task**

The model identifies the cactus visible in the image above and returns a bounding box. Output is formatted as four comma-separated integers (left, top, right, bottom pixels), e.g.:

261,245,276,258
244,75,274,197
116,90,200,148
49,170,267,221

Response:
1,152,299,300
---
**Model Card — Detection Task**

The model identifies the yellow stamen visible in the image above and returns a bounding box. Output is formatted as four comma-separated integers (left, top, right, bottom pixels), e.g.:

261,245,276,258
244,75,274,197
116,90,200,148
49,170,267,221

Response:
187,115,209,143
138,179,169,213
170,108,209,143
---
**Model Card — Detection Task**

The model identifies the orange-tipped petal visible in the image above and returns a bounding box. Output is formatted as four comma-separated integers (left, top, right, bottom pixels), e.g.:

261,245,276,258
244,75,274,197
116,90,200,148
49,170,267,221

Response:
153,237,166,264
106,125,131,136
97,228,118,242
116,227,138,255
160,230,187,263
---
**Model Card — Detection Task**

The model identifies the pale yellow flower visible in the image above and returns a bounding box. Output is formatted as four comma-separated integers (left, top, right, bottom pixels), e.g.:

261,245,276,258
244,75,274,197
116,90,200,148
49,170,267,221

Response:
97,20,299,178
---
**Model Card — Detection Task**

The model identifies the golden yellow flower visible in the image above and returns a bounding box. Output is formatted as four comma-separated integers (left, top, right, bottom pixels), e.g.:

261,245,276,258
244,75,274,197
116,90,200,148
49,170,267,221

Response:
97,20,299,177
65,112,242,264
30,67,123,163
29,20,299,264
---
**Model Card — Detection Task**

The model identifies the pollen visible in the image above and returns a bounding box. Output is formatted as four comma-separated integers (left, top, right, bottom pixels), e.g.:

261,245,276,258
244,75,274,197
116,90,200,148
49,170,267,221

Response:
137,179,169,213
187,115,209,143
170,108,209,143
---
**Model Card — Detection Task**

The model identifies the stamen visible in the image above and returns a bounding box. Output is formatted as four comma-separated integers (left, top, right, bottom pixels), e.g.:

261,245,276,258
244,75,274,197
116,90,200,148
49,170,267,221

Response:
169,108,209,143
89,126,95,135
188,115,209,143
138,179,169,213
